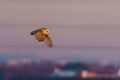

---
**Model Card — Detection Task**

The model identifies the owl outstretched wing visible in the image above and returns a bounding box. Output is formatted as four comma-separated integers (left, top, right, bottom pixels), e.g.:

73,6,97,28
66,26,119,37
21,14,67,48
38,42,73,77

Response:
44,34,53,47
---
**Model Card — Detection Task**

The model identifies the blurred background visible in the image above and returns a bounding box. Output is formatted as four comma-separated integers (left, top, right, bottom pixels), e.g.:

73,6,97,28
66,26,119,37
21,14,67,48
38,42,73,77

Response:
0,0,120,80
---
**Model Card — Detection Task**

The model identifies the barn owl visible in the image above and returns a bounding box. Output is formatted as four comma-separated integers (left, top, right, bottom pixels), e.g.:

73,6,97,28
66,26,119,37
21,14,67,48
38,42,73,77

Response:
31,28,53,47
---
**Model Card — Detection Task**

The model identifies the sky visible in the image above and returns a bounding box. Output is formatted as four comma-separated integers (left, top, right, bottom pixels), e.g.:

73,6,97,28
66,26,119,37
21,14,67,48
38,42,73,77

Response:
0,0,120,25
0,0,120,64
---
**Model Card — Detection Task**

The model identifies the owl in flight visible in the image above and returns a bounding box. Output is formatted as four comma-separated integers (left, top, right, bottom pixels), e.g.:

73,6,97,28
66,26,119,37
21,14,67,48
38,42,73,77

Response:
31,28,53,47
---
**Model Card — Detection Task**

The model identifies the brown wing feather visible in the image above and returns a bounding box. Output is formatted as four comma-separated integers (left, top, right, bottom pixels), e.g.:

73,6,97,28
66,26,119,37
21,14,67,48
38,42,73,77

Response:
44,34,53,47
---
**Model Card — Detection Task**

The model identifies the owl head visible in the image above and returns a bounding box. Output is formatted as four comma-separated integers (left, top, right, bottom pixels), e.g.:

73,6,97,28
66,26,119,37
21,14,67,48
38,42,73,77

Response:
41,28,49,35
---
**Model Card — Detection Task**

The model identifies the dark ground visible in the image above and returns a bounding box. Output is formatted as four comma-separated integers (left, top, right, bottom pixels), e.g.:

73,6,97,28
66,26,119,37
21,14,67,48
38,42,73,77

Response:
7,77,120,80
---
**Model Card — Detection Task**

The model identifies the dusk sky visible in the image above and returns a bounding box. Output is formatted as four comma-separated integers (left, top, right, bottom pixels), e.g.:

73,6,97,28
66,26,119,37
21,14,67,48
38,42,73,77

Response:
1,0,120,64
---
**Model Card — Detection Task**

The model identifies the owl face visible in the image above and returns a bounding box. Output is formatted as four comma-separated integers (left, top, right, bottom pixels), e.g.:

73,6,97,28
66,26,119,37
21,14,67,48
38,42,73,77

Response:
41,28,49,35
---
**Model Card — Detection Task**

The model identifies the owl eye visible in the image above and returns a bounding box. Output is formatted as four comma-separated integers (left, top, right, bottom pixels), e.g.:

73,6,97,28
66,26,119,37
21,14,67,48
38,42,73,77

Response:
46,30,49,32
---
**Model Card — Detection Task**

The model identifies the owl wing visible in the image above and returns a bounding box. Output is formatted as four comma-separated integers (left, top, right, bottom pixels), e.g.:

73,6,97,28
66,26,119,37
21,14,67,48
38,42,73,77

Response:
32,30,45,41
44,34,53,47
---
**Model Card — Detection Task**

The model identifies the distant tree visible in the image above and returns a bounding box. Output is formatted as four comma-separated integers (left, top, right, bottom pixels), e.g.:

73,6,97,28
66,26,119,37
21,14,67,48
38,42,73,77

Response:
61,62,88,71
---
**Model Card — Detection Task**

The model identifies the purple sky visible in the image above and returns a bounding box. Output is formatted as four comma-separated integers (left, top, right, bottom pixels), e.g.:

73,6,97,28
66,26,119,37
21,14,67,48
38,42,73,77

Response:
0,0,120,64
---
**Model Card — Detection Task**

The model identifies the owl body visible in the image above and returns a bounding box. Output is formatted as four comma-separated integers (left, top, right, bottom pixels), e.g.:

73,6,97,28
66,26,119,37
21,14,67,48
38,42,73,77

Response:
31,28,53,47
